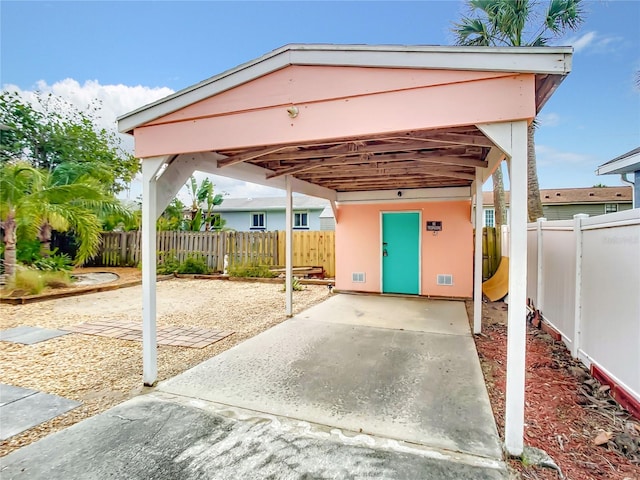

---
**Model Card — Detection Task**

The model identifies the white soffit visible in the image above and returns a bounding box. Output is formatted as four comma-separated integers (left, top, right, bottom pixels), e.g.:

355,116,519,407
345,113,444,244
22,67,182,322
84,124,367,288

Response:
337,186,472,204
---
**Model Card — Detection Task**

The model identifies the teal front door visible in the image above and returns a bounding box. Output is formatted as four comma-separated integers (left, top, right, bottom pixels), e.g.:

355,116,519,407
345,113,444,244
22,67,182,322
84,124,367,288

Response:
382,212,420,294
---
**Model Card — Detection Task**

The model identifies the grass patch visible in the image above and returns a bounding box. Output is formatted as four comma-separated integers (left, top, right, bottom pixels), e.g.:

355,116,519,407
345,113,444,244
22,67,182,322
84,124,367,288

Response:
5,268,73,295
11,269,46,295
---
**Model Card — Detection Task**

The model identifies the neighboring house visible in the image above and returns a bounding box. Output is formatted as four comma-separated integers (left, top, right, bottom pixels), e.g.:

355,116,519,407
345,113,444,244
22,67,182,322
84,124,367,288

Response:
213,196,333,231
319,206,335,231
481,186,633,225
596,147,640,208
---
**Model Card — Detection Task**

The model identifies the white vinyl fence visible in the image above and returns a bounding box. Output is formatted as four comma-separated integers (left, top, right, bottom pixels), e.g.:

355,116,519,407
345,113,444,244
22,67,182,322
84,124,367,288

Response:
527,209,640,405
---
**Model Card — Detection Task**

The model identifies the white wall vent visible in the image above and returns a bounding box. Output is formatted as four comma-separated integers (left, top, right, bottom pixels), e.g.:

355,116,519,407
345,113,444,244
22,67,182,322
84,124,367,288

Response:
437,274,453,286
352,272,366,283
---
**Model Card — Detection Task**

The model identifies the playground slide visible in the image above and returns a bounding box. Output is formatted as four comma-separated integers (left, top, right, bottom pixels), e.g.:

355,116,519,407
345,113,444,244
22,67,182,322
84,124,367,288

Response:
482,256,509,302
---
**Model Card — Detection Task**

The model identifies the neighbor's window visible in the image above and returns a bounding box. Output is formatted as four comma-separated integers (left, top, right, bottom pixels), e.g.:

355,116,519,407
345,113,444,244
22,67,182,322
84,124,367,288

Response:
294,211,309,229
250,212,266,230
484,209,495,228
604,204,618,214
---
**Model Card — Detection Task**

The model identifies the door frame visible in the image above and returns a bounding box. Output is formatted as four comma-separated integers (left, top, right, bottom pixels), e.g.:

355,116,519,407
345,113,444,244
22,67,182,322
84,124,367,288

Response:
380,210,422,294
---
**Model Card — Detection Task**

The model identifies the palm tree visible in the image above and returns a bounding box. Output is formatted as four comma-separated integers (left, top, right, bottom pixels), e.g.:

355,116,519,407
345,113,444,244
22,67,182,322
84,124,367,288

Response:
453,0,585,222
0,162,129,280
186,176,224,231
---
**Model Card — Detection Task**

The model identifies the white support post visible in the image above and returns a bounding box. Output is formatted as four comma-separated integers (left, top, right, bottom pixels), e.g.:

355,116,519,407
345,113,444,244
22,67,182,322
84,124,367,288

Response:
141,156,166,387
285,175,293,316
504,120,528,457
474,170,484,334
572,214,588,358
536,218,546,312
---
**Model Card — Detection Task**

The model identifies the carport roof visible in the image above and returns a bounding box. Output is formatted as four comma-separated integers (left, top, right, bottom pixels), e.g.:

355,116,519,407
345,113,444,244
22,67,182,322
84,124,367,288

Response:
119,44,572,194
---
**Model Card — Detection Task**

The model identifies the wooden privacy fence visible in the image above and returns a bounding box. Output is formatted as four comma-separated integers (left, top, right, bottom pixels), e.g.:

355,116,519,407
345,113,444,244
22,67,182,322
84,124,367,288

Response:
474,227,501,281
277,231,335,278
94,230,335,277
97,228,493,280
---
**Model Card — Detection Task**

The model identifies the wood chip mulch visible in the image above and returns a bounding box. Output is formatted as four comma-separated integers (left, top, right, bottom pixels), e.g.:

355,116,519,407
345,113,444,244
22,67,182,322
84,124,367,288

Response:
471,301,640,480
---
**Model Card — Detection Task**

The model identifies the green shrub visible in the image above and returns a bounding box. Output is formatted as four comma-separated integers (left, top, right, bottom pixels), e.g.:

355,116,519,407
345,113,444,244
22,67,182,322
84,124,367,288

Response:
157,252,210,275
228,264,276,278
157,251,180,275
16,239,42,265
33,252,73,271
177,255,209,274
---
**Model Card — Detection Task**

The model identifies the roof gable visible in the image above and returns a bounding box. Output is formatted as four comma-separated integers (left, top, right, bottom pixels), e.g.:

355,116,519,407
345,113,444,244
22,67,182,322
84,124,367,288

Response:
118,43,572,135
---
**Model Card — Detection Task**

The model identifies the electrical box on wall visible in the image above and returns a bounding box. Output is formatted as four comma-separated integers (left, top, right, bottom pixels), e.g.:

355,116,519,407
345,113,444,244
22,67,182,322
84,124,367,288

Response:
426,221,442,232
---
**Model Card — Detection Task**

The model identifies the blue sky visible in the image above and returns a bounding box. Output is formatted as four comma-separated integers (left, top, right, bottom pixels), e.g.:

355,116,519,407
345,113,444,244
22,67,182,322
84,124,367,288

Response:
1,0,639,197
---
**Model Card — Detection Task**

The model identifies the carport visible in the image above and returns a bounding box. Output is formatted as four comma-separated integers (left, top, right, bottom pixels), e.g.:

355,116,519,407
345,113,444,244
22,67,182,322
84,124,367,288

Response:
118,44,572,456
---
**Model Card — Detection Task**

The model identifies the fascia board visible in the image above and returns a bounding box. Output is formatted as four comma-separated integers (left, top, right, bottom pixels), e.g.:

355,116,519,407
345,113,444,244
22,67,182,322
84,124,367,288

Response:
596,156,640,175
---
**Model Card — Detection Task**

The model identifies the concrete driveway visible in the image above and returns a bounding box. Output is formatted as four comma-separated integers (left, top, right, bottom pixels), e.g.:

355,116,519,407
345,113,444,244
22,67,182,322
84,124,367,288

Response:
1,294,507,479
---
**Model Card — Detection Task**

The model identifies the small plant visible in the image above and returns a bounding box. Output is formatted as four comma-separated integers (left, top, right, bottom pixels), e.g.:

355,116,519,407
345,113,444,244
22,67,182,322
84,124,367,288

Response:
157,251,181,275
283,276,304,292
228,263,276,278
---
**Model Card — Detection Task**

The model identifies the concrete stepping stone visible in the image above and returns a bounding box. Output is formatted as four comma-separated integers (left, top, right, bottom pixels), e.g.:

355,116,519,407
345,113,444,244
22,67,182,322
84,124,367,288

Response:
0,326,70,345
0,383,80,440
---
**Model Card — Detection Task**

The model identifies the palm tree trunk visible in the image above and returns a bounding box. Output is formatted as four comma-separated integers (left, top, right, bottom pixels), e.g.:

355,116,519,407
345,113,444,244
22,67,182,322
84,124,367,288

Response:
38,221,53,256
493,164,507,229
2,214,17,281
527,122,544,221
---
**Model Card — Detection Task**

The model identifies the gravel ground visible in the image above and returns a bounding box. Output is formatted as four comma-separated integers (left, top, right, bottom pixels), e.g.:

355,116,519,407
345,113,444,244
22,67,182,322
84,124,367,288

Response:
0,277,331,457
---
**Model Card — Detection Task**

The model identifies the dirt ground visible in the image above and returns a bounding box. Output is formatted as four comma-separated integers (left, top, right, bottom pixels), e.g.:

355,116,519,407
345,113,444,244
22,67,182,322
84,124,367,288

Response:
0,272,331,457
470,300,640,480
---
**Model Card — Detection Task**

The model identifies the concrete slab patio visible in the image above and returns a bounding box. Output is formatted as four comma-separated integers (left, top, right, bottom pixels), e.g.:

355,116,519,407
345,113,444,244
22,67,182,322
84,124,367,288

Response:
0,294,506,479
159,294,502,460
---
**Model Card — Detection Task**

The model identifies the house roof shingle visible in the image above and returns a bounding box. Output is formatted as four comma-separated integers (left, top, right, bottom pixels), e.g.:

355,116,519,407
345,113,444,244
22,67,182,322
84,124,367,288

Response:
482,186,632,206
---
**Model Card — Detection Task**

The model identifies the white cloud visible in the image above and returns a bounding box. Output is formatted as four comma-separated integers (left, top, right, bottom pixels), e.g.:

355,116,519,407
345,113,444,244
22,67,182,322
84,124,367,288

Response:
535,145,594,168
2,79,286,202
537,112,560,127
567,31,597,52
3,79,174,132
564,31,624,54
